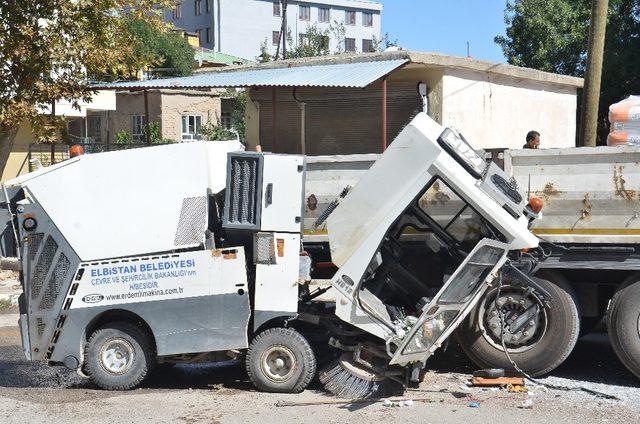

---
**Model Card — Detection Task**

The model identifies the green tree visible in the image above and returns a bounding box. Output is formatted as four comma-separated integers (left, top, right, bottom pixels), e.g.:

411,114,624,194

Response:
124,17,195,77
495,0,640,143
0,1,171,177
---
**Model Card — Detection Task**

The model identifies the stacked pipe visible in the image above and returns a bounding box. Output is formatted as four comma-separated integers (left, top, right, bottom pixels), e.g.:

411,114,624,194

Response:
608,96,640,146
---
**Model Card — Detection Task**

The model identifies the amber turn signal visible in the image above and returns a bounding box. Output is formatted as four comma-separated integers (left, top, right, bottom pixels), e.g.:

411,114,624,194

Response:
69,144,85,158
528,197,544,213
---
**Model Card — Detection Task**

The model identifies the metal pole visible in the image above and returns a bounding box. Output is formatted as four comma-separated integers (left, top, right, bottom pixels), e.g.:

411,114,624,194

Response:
382,77,388,151
272,87,277,151
580,0,609,147
293,88,306,155
51,100,55,165
144,89,151,145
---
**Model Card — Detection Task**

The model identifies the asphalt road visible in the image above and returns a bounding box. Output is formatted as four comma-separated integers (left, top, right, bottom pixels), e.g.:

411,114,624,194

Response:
1,307,639,423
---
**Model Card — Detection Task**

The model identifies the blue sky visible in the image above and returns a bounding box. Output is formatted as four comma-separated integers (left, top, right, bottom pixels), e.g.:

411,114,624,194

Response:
378,0,509,63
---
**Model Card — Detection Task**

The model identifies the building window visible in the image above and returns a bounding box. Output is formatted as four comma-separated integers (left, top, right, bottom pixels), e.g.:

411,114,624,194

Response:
87,116,102,144
195,0,201,15
272,30,280,45
345,10,356,25
318,7,330,23
363,12,373,27
345,37,356,52
206,27,212,43
173,3,181,19
196,28,202,44
273,1,281,16
221,112,233,129
206,0,211,13
299,5,310,21
362,39,373,52
182,115,203,140
132,115,146,141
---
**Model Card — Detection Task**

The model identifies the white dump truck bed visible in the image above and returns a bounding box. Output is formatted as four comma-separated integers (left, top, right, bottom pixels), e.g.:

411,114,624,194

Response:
303,146,640,246
504,146,640,245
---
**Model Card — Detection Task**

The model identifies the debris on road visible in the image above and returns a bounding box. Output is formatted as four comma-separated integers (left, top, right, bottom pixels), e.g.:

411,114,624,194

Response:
521,398,534,409
275,397,435,407
471,376,525,387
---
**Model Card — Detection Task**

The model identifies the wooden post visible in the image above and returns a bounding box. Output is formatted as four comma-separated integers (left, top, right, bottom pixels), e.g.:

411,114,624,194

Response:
382,77,388,151
580,0,609,147
144,89,151,145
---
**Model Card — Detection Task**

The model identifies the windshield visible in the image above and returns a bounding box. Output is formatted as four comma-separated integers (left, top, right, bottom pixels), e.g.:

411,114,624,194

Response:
389,240,508,365
417,178,499,250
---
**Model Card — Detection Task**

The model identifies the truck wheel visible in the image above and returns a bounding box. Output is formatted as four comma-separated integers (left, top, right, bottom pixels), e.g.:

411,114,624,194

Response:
246,327,316,393
457,277,579,376
607,280,640,379
85,321,155,390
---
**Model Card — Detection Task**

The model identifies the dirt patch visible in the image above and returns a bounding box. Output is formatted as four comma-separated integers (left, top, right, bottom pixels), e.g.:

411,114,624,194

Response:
613,165,637,201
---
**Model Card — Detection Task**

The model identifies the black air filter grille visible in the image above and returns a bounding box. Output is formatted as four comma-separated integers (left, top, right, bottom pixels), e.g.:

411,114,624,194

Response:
39,253,70,310
31,236,58,300
227,156,260,227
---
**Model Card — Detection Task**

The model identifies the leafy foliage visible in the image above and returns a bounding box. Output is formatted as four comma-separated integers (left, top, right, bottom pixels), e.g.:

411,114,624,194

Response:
258,21,348,62
123,17,195,77
496,0,640,143
372,33,399,52
225,89,247,142
200,122,238,141
116,122,174,144
0,0,173,175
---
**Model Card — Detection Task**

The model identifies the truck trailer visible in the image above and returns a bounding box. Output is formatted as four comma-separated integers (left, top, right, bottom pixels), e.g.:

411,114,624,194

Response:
0,113,544,397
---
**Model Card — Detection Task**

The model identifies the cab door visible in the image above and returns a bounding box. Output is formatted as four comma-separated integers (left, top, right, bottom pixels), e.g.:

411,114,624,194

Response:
389,238,509,365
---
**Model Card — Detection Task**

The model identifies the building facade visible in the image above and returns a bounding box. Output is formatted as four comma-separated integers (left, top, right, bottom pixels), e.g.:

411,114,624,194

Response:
164,0,382,60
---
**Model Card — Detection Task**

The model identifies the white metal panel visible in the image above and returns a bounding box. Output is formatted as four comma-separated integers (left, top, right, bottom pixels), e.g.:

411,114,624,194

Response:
505,146,640,244
260,154,305,233
303,154,378,241
254,233,301,314
19,141,242,261
71,248,248,309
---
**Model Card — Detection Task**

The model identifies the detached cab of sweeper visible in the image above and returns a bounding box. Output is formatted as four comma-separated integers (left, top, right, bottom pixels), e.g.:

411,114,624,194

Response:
318,113,547,397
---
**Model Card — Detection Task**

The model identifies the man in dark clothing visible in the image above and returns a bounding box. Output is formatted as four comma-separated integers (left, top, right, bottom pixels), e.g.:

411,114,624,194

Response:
524,131,541,149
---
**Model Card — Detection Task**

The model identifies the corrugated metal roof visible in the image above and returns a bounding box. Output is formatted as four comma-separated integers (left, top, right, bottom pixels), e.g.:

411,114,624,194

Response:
93,59,408,90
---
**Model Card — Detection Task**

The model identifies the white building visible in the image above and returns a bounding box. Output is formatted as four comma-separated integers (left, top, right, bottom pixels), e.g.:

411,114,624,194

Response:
164,0,382,60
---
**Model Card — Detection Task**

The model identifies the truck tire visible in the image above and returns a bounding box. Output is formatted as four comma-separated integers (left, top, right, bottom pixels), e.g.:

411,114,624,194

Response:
246,327,316,393
607,280,640,379
85,321,155,390
457,277,579,376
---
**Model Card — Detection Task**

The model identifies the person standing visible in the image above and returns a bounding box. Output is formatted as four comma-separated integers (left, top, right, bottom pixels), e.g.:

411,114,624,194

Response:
523,131,541,149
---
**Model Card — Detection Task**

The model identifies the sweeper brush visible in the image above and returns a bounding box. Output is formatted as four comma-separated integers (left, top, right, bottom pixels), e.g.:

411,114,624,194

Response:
319,354,401,399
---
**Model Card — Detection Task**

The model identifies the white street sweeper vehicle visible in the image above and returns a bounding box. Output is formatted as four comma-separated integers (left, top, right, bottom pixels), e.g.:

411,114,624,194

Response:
0,113,545,397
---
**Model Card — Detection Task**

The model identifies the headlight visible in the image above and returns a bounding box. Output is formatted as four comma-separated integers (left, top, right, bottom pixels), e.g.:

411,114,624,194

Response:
438,128,487,179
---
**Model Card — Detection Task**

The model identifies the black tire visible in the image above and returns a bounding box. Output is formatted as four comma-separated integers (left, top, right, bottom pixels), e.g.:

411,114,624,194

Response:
85,321,155,390
457,276,579,376
607,280,640,379
246,327,316,393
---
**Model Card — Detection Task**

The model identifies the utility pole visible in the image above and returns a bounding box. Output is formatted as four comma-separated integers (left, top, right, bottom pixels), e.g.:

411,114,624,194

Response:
579,0,609,147
275,0,288,60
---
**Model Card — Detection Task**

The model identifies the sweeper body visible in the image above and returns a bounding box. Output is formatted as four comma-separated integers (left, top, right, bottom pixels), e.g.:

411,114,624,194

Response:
1,113,541,397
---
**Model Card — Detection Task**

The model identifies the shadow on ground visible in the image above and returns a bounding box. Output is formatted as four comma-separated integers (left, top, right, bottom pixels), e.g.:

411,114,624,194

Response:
0,330,637,391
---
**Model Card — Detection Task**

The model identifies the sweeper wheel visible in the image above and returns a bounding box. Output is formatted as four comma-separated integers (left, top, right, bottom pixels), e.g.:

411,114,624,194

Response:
319,353,403,399
246,327,317,393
